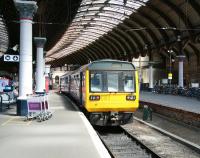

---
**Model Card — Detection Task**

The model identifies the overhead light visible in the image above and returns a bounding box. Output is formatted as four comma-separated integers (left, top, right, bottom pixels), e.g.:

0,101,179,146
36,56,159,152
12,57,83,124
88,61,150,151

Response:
12,44,19,51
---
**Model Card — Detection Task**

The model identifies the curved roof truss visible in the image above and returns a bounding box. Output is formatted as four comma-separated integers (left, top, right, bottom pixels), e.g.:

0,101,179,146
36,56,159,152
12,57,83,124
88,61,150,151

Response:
46,0,149,62
0,14,8,56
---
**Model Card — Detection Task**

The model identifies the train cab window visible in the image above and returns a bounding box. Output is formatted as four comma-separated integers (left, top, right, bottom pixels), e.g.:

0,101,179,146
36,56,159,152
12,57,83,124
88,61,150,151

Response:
107,73,119,92
123,72,134,92
90,73,103,92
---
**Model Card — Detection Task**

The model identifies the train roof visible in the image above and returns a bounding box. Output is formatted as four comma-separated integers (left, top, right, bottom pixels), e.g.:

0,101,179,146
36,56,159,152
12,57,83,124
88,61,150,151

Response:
61,60,135,77
60,71,74,78
87,59,135,71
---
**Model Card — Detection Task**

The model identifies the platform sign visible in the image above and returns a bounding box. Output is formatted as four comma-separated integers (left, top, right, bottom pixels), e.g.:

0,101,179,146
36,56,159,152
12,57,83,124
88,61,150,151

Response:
168,73,172,80
4,54,19,62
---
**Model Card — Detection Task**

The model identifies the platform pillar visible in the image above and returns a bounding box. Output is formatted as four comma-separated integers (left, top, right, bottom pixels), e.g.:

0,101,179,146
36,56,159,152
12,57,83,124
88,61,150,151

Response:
34,37,46,93
14,0,37,116
148,63,153,91
177,55,185,88
45,65,51,92
43,53,46,91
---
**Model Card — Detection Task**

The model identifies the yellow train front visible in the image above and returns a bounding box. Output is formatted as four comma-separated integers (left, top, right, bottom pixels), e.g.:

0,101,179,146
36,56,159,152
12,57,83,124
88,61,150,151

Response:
60,59,139,126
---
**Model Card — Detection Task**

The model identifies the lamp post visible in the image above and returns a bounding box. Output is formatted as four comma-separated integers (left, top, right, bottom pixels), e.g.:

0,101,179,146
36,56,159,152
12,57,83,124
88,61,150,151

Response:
168,50,173,88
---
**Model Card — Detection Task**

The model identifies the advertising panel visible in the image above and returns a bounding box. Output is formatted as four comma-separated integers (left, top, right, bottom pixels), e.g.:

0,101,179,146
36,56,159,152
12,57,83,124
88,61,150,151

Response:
0,79,9,92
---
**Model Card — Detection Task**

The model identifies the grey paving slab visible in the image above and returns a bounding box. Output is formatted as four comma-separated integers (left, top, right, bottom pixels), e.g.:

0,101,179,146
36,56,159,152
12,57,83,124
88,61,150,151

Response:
0,92,110,158
140,91,200,114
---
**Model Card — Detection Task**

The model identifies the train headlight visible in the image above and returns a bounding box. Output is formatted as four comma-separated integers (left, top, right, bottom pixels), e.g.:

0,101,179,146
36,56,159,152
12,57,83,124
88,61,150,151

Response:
89,95,100,101
126,95,136,101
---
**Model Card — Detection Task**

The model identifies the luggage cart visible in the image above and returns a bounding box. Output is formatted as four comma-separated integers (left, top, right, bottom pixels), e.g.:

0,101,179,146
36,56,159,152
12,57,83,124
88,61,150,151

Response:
25,94,52,122
37,94,52,122
25,95,42,121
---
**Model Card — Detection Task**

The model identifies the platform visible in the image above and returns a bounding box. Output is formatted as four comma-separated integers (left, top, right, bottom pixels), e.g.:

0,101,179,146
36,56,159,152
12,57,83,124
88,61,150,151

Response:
140,91,200,114
0,92,110,158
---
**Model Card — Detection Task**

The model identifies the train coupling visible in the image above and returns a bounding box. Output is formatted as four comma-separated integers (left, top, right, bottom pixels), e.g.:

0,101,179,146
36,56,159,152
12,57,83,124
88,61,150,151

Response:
110,112,119,121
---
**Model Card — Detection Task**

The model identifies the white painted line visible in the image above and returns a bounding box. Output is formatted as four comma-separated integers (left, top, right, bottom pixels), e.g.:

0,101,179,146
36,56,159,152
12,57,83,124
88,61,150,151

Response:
79,112,111,158
134,116,200,153
62,94,111,157
50,106,65,110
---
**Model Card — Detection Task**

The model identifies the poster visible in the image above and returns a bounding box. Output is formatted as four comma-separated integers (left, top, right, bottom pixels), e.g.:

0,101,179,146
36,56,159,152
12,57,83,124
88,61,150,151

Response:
0,79,9,92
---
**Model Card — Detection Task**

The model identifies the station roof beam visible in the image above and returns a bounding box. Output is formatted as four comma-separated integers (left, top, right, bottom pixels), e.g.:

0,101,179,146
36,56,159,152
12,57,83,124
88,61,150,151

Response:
46,0,149,65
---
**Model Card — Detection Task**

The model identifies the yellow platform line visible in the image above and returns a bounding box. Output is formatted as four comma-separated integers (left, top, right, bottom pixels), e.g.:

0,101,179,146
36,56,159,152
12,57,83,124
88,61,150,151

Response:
1,117,15,126
9,121,27,124
1,117,32,126
26,120,32,125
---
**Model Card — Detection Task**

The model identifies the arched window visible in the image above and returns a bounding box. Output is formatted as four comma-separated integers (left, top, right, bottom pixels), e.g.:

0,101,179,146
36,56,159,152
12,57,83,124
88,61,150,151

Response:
55,76,59,84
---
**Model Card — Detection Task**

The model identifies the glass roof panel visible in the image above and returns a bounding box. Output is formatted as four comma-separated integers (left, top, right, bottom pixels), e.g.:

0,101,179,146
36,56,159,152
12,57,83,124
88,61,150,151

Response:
98,12,127,19
47,0,149,60
88,6,101,11
93,17,121,24
87,26,111,31
103,6,132,15
0,15,8,54
79,35,100,40
90,22,115,27
83,29,106,35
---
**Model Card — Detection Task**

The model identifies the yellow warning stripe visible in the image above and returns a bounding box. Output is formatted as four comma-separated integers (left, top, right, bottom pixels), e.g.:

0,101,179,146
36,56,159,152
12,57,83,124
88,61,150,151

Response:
1,117,15,126
1,117,32,126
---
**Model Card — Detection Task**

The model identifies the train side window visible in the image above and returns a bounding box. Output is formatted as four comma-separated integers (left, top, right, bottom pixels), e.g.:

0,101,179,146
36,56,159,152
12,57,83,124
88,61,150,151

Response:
82,74,85,87
74,74,79,87
66,77,68,83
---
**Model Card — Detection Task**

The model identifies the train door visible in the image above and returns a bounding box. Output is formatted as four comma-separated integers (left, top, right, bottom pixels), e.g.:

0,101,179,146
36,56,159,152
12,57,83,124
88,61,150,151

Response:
79,72,83,106
81,72,86,106
68,75,71,92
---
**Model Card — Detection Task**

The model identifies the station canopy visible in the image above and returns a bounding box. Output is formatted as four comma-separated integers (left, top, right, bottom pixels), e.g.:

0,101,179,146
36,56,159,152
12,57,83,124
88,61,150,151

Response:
2,0,200,69
46,0,149,63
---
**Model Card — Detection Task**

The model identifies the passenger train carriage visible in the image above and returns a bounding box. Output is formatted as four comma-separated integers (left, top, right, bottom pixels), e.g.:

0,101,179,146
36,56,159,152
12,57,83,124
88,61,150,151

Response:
60,59,139,126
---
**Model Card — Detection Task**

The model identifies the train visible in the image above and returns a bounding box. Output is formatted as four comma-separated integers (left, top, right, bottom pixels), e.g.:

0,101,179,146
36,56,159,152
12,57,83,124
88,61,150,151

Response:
60,59,139,126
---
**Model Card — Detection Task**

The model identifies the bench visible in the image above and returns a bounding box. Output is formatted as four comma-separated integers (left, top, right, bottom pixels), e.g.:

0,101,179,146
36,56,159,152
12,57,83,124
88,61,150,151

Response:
0,92,17,112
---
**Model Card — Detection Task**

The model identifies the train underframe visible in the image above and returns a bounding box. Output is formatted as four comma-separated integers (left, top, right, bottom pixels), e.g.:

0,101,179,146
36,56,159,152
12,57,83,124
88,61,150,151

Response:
61,92,134,126
88,112,133,126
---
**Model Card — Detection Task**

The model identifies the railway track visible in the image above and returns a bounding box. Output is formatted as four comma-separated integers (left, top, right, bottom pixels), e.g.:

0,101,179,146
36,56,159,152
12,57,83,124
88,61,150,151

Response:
64,94,200,157
95,126,160,158
96,117,200,158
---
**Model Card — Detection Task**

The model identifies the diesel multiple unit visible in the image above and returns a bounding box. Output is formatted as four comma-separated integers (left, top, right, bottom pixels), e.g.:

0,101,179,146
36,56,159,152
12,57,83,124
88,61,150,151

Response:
60,59,139,126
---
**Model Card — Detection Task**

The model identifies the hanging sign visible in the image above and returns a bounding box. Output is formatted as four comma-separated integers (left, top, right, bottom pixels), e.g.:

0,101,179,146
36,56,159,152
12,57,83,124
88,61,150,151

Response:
168,73,172,80
3,54,19,62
